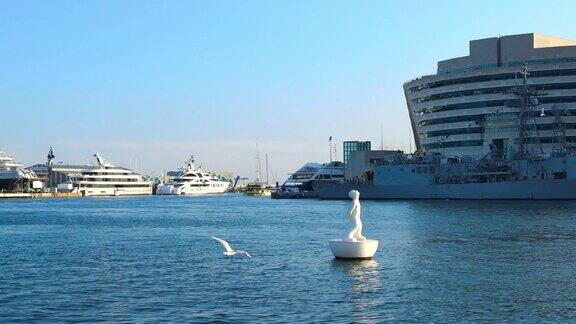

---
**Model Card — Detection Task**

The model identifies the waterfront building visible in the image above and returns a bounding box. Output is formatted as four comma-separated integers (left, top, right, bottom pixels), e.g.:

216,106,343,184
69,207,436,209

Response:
28,164,90,189
404,33,576,158
27,148,90,189
343,141,371,164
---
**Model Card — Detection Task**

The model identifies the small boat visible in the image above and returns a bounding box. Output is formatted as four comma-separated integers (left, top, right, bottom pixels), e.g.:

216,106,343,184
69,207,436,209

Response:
243,182,271,196
243,143,273,197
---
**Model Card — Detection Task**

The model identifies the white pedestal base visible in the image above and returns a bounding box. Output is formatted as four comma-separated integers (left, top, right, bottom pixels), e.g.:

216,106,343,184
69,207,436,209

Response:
329,239,379,259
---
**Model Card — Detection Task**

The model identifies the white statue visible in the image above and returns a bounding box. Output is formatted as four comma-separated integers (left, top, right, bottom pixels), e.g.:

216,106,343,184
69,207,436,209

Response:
329,189,378,259
345,190,366,242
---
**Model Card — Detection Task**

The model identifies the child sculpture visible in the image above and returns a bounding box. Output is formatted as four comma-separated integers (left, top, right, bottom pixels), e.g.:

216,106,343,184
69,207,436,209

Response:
346,190,366,242
329,189,378,259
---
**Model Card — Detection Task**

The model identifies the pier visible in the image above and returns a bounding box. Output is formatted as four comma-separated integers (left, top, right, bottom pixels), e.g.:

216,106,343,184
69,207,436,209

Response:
0,192,82,199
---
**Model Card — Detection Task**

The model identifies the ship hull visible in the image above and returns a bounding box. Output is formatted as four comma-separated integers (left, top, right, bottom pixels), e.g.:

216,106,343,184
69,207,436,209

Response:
80,187,152,197
156,183,229,195
315,179,576,200
0,179,22,192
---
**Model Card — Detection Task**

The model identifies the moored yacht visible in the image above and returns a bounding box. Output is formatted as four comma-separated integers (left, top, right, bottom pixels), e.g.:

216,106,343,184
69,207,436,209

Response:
156,156,230,195
0,150,43,192
243,180,272,196
61,153,152,197
281,161,345,191
272,161,345,199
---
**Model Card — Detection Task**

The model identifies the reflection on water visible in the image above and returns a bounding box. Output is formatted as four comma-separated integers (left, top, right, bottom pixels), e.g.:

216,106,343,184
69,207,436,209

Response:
332,259,381,323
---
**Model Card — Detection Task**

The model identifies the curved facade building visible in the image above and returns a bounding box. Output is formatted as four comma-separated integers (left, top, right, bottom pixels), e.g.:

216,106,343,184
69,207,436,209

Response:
404,33,576,158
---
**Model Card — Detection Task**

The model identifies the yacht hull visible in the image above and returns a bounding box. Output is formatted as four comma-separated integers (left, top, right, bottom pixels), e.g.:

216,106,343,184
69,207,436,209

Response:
80,187,152,197
156,183,229,195
0,179,22,191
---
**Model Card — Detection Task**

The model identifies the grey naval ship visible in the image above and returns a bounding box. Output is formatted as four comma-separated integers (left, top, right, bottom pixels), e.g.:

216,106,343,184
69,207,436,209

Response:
316,66,576,200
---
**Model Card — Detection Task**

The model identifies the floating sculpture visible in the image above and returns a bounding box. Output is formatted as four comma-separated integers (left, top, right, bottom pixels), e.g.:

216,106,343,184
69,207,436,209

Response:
329,190,379,259
345,190,366,242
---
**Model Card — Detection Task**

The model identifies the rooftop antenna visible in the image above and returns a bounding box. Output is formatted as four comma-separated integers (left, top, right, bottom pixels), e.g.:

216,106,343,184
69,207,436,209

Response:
506,64,546,157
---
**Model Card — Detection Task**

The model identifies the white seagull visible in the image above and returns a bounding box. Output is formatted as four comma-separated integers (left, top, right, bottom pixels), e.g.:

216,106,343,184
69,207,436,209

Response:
210,236,251,258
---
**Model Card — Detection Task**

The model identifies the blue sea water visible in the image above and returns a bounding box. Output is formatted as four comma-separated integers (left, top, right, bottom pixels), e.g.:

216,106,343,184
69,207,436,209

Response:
1,195,576,322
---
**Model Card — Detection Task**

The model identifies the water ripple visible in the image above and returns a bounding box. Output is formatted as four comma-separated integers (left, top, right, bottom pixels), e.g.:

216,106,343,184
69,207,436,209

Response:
1,196,576,321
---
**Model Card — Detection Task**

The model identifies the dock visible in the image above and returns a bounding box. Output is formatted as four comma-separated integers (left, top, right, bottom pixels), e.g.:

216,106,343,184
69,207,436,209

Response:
0,192,82,199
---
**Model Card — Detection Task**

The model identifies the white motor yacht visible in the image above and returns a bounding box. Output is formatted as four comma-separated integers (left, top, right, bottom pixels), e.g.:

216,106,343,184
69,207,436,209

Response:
283,161,345,191
64,153,152,197
0,150,43,192
156,156,230,195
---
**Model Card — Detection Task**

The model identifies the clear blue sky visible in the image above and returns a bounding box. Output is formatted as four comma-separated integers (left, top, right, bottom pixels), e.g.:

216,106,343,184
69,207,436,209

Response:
2,0,575,179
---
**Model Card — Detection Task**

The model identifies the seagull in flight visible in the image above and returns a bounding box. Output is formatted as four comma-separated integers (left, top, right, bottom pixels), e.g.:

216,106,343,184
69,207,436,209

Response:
210,236,251,258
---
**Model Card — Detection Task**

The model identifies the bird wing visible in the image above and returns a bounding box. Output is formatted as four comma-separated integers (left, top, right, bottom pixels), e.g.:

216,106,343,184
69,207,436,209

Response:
211,236,234,253
235,250,251,258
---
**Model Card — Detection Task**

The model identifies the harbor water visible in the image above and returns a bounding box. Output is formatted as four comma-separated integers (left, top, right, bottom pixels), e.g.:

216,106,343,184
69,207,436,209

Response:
1,195,576,322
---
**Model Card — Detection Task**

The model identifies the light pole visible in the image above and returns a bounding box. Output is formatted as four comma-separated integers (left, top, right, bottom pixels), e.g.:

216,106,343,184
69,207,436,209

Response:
329,136,333,162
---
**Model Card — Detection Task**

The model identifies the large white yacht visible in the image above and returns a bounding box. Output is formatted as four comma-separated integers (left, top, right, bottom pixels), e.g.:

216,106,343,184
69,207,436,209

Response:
271,161,345,198
0,150,43,192
156,156,230,195
283,161,345,190
64,153,152,197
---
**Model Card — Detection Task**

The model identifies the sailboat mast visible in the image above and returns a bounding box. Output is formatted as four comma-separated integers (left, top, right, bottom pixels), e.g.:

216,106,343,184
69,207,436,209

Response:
256,142,262,183
265,154,269,185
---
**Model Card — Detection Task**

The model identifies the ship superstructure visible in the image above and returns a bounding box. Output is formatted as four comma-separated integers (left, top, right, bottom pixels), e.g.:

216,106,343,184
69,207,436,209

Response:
317,66,576,200
65,153,152,197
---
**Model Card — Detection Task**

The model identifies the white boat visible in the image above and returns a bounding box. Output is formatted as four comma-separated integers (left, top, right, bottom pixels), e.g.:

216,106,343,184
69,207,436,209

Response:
271,161,345,199
0,150,43,192
156,156,230,195
283,161,345,191
65,153,152,197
